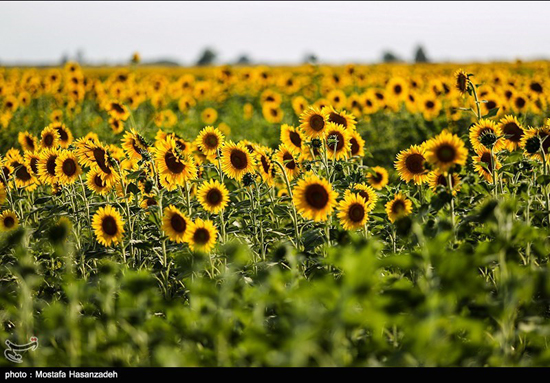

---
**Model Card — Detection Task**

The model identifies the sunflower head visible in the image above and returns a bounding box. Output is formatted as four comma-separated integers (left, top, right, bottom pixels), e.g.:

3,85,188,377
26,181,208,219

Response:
18,132,38,152
0,210,18,232
427,170,461,196
197,179,229,214
325,122,351,160
338,193,369,230
220,141,255,181
473,148,502,183
299,106,329,138
56,150,82,185
367,166,389,190
293,173,338,222
275,143,300,181
454,69,470,94
323,105,357,131
184,218,218,253
280,124,304,155
395,144,428,184
40,126,60,149
497,115,524,151
196,126,224,155
469,119,503,152
92,205,125,247
424,131,468,172
162,205,190,243
385,193,413,223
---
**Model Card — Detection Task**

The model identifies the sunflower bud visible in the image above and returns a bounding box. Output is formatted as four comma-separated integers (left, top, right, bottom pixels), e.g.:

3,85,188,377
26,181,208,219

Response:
311,138,322,148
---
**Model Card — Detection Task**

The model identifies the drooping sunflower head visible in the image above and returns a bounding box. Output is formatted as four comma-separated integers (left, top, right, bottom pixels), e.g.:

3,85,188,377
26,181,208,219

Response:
55,150,82,185
367,166,389,190
162,205,190,243
469,119,503,152
197,179,229,214
196,125,224,155
92,205,125,247
424,131,468,172
292,173,338,222
497,115,524,151
454,69,470,94
324,122,351,161
337,193,369,231
18,132,38,152
122,128,149,161
185,218,218,253
280,124,304,155
473,148,501,183
427,170,461,196
395,144,428,184
299,106,329,138
220,141,255,181
385,193,413,223
0,210,19,232
40,125,60,149
275,143,300,181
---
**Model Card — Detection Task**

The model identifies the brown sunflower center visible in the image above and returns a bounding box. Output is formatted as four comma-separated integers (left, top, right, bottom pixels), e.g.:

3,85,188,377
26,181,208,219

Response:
170,214,187,233
111,103,125,114
164,150,185,174
436,174,448,187
193,228,211,244
503,123,523,142
102,216,118,236
260,156,270,174
436,144,456,163
348,203,365,222
309,115,325,132
93,148,111,174
145,198,157,207
204,134,219,148
327,132,345,152
329,112,347,128
230,149,248,170
394,84,402,95
46,156,58,176
25,136,35,150
425,101,435,109
56,127,69,141
405,153,425,174
515,97,526,109
30,158,38,174
305,184,329,210
206,189,222,206
4,216,15,228
480,152,494,172
62,159,77,177
457,74,468,92
282,152,296,170
289,131,302,148
358,190,370,202
94,174,106,188
44,133,54,147
350,138,360,155
14,163,31,181
530,82,543,93
391,200,405,214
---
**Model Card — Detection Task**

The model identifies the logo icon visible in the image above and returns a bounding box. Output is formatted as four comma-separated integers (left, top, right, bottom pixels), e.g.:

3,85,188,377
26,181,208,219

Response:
4,337,38,363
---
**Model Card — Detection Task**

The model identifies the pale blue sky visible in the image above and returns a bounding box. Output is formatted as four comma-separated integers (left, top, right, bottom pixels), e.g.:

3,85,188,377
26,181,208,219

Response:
1,1,549,65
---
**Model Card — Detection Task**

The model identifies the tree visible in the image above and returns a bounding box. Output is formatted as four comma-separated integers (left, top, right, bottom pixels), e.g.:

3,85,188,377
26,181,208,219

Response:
304,53,318,64
196,48,217,66
236,54,251,65
382,51,401,63
414,45,429,63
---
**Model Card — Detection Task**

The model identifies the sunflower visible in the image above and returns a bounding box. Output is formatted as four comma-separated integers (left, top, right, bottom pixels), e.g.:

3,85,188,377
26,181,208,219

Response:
220,141,255,181
395,144,428,184
511,93,528,114
0,184,6,205
337,193,369,230
262,103,284,124
201,107,218,125
345,183,378,211
469,119,504,152
348,130,365,158
293,173,338,222
184,218,218,253
325,122,351,160
18,132,38,152
122,128,149,161
37,148,60,185
386,77,409,102
40,125,60,149
50,122,73,148
280,124,304,155
162,205,191,243
424,130,468,172
473,148,501,183
195,126,224,155
254,145,276,186
275,144,300,181
140,196,158,210
11,159,36,191
327,89,347,110
292,96,308,116
419,94,442,121
197,179,229,214
55,150,82,185
92,205,125,247
154,137,197,191
367,166,389,190
520,126,550,162
106,100,130,121
454,69,470,94
299,106,329,138
385,193,413,223
86,168,112,195
109,117,124,134
427,170,461,196
0,210,18,232
323,106,357,131
496,115,524,151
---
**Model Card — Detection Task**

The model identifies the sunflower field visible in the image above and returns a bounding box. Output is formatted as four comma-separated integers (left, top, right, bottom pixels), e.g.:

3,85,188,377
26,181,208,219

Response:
1,60,550,367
